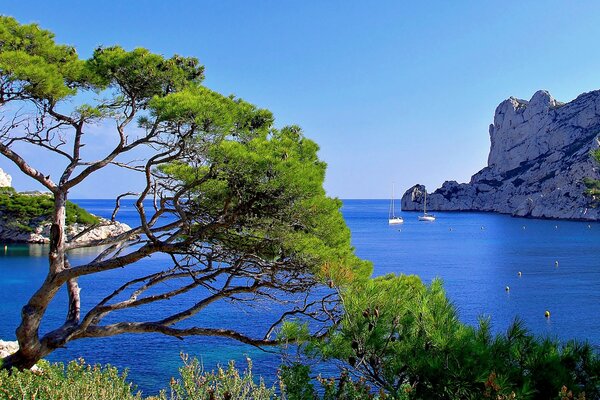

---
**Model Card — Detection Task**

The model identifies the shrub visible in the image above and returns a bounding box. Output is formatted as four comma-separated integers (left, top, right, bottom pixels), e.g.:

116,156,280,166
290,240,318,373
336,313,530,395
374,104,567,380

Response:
0,188,99,228
313,274,600,399
0,359,141,400
159,353,276,400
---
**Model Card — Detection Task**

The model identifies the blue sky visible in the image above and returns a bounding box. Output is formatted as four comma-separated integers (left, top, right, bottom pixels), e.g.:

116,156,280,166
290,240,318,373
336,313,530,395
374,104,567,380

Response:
2,1,600,199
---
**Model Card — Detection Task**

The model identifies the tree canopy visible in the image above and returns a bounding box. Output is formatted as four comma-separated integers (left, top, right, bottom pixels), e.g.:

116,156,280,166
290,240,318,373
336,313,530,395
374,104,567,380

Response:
0,15,370,370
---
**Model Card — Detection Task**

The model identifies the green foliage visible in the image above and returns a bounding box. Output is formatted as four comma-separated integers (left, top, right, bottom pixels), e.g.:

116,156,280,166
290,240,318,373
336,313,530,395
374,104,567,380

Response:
0,359,141,400
0,187,99,230
0,16,95,100
88,46,204,103
585,149,600,201
318,370,388,400
280,363,317,400
316,274,600,399
157,101,372,284
159,354,275,400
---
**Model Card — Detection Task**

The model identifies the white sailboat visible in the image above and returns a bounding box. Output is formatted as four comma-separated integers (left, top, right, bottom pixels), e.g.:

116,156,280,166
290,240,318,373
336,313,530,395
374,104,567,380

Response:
418,191,436,221
388,184,404,224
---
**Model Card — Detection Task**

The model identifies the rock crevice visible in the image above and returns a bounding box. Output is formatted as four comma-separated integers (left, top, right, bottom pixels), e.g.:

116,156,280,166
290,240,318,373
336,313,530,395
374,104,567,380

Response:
401,90,600,220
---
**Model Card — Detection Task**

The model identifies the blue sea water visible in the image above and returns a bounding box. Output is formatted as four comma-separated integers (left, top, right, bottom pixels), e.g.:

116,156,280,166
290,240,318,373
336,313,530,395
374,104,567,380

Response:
1,199,600,395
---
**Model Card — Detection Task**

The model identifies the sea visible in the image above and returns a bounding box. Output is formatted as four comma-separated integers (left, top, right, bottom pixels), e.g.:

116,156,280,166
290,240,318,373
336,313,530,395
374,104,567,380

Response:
1,199,599,395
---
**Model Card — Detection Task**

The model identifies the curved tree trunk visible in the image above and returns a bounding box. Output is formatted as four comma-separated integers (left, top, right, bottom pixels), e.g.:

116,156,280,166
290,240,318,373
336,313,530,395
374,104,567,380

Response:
2,191,69,370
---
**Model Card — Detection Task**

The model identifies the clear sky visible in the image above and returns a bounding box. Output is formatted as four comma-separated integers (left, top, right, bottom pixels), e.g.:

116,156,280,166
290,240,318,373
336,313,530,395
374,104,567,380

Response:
2,1,600,199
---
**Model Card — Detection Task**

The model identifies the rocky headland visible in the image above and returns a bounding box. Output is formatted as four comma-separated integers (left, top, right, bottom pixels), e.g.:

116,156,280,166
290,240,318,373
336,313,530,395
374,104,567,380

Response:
0,169,131,243
402,90,600,220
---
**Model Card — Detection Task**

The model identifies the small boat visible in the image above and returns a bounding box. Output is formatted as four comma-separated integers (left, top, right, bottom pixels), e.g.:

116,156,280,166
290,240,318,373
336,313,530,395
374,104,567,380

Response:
388,183,404,224
418,191,436,222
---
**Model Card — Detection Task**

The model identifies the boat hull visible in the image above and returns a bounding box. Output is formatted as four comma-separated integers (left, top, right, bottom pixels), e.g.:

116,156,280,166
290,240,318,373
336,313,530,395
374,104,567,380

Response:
388,218,404,224
418,216,436,222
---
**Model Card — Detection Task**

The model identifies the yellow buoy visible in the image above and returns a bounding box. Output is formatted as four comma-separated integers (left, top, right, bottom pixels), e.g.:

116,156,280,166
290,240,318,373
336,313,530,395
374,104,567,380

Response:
545,310,550,318
518,271,522,277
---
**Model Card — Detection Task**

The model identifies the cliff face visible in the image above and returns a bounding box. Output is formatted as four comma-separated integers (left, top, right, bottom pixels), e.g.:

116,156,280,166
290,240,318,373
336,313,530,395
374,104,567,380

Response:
401,90,600,220
0,168,11,187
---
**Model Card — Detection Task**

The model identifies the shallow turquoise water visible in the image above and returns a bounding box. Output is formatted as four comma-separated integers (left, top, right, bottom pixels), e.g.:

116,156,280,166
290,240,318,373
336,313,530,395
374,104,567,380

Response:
1,199,599,394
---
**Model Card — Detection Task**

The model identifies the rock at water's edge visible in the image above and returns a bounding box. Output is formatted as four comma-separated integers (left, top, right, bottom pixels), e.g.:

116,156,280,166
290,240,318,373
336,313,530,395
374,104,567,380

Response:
0,218,132,244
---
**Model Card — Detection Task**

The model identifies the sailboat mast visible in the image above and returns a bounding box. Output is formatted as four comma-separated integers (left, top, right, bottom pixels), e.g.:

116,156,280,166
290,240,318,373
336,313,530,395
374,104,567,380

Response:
392,183,395,217
424,190,427,214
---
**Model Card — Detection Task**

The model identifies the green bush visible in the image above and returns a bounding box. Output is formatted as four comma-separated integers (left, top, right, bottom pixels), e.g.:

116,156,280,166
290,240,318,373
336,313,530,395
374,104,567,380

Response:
159,353,276,400
0,187,99,228
0,359,141,400
305,274,600,399
585,149,600,202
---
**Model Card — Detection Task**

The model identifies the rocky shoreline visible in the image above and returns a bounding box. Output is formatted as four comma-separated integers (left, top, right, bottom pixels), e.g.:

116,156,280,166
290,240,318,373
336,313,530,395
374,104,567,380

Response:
0,168,131,243
0,217,131,244
402,90,600,220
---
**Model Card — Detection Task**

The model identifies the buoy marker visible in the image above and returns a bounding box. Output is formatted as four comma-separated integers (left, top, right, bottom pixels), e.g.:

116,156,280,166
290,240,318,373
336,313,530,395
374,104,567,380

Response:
545,310,550,318
505,286,510,292
555,260,559,267
518,271,522,277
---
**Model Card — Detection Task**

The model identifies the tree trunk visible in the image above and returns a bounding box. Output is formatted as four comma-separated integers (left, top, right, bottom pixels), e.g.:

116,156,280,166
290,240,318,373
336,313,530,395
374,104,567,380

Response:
0,347,46,370
2,191,69,370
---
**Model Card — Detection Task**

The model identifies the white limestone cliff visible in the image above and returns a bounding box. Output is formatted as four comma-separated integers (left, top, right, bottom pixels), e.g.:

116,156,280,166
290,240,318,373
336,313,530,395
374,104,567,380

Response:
401,90,600,220
0,168,11,187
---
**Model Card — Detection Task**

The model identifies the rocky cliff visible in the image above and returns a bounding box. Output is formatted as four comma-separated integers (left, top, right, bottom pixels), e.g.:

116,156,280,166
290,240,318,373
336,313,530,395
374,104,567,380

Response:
401,90,600,220
0,167,11,187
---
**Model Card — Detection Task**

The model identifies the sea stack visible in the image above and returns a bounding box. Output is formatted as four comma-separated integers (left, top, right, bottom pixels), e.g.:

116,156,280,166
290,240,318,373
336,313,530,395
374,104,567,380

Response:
402,90,600,220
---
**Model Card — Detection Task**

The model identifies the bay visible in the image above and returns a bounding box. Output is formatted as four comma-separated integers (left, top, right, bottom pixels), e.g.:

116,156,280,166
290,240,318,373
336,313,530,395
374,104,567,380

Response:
1,199,599,395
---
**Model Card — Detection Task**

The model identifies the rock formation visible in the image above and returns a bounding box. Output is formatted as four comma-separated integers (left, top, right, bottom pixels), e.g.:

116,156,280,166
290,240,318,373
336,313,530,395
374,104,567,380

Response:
0,217,131,244
402,90,600,220
0,339,41,372
0,167,11,187
0,168,131,243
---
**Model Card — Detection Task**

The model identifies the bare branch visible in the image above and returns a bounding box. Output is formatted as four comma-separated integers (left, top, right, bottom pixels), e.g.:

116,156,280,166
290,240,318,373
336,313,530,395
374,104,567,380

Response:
0,143,57,192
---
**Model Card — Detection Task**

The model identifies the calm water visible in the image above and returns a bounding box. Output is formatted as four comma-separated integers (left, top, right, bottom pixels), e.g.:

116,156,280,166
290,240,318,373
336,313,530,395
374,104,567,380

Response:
1,199,599,394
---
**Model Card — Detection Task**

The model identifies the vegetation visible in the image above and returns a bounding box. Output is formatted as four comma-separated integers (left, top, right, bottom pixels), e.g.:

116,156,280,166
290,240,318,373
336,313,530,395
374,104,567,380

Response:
0,15,369,370
584,149,600,201
0,187,99,232
160,354,275,400
1,15,599,400
0,359,141,400
304,274,600,399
